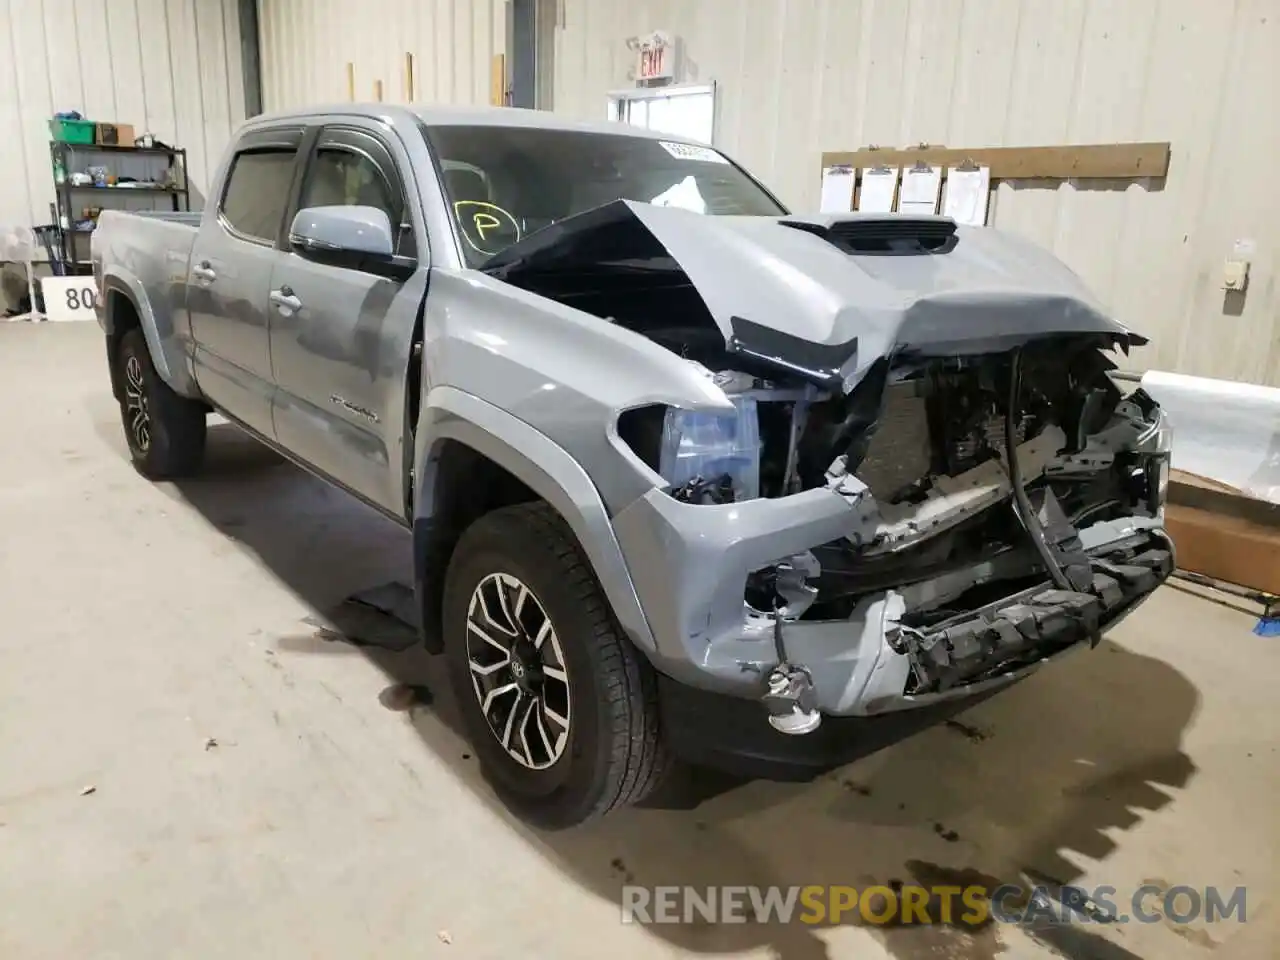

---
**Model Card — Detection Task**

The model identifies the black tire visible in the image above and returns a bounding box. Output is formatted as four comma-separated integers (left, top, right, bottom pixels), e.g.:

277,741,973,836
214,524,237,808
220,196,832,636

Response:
443,502,672,828
115,328,206,479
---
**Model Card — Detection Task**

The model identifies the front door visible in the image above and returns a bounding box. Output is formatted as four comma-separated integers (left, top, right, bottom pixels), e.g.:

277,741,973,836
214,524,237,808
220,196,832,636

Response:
188,126,304,435
268,125,426,514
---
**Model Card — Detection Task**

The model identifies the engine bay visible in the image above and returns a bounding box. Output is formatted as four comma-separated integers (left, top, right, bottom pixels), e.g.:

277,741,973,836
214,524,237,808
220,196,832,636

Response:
749,344,1166,623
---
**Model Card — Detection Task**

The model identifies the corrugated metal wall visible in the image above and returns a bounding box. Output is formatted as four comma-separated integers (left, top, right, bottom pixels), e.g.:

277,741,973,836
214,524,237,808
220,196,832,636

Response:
552,0,1280,385
0,0,1272,380
0,0,246,229
258,0,506,112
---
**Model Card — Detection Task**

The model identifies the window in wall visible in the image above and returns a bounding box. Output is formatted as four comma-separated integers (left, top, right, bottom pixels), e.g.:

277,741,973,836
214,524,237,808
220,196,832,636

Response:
607,83,716,145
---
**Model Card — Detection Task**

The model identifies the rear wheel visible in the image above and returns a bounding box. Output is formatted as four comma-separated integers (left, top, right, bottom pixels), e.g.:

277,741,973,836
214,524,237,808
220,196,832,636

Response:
443,502,672,828
116,328,206,479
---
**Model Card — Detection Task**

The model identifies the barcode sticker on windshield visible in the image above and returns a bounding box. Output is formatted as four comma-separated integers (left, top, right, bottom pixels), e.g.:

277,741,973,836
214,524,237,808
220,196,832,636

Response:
658,141,728,163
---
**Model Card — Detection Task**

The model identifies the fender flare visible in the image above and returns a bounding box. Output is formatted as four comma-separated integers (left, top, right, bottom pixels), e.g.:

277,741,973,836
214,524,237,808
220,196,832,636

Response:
100,269,200,398
413,386,657,655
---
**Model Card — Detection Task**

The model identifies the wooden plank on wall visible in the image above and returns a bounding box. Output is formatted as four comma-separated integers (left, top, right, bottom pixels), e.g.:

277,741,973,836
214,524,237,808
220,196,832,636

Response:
821,142,1171,180
489,53,505,106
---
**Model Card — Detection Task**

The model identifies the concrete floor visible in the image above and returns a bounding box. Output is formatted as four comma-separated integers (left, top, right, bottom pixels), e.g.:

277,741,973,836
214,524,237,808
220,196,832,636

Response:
1,322,1275,960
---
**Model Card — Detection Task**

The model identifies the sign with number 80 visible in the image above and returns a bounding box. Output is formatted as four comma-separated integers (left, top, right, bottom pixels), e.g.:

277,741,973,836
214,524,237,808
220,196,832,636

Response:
41,277,99,322
66,286,96,311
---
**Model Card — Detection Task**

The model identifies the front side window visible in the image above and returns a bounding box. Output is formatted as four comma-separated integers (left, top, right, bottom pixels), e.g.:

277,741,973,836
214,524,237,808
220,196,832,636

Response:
423,125,787,266
220,148,297,242
299,143,415,258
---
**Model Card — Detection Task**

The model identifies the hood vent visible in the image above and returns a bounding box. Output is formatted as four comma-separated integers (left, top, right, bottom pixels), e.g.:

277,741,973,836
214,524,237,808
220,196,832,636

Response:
780,215,957,254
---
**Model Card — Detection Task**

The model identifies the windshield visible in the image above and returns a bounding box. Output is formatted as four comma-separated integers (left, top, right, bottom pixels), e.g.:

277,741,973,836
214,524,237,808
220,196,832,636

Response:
423,124,788,266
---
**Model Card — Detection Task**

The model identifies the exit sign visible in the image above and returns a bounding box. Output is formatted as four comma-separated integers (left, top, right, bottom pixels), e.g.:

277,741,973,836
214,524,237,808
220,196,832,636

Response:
637,31,676,82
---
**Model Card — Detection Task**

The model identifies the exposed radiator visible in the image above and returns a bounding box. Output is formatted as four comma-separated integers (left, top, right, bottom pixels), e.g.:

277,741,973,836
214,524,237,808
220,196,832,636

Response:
855,383,933,500
855,381,1033,500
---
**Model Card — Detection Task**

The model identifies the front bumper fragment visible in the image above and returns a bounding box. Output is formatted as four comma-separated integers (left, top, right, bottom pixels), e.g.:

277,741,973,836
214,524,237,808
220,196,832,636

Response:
902,537,1174,694
611,477,1171,717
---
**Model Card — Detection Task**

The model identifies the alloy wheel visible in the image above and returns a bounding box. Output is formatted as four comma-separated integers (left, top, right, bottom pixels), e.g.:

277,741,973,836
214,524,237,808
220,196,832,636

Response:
465,572,571,770
123,354,151,453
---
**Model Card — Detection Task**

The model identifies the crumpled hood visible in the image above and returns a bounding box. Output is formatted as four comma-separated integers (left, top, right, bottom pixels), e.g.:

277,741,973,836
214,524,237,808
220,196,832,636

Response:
482,199,1145,388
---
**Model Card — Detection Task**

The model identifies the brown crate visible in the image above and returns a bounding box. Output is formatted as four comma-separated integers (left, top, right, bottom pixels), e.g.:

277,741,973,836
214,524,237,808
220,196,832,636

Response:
1165,504,1280,595
94,122,135,146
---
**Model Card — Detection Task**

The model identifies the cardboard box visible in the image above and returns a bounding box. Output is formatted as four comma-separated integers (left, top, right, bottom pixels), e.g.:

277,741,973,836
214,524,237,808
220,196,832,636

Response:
1165,505,1280,595
1166,470,1280,594
94,122,135,147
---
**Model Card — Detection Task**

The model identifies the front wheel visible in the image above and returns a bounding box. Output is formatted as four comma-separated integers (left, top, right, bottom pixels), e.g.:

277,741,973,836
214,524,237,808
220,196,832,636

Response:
442,502,672,828
115,328,206,479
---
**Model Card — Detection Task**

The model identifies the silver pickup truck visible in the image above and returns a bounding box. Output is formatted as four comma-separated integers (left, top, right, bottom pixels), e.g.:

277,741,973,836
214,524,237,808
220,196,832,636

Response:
93,104,1173,827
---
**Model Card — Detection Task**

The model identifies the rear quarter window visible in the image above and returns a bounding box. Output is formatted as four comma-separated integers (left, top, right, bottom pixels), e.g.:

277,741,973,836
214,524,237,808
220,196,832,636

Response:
220,148,297,242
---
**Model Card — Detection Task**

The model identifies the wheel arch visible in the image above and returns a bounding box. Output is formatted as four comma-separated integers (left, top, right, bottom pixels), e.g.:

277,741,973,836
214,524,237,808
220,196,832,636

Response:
102,281,142,403
100,269,201,399
412,386,656,657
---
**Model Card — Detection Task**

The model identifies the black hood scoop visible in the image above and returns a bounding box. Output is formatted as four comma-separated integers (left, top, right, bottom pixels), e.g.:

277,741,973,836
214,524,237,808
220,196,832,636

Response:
779,214,958,254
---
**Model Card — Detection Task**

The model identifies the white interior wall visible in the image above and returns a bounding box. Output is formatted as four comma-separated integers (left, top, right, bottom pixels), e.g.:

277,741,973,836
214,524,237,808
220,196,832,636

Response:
552,0,1280,386
258,0,506,112
0,0,247,231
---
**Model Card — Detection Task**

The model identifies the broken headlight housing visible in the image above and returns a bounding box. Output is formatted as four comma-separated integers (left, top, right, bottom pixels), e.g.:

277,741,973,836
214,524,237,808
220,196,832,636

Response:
1148,453,1171,511
658,370,762,502
1140,406,1172,511
1135,405,1173,455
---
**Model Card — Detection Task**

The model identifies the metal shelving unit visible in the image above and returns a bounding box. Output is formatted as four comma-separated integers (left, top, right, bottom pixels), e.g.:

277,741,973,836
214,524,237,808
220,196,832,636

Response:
49,140,189,275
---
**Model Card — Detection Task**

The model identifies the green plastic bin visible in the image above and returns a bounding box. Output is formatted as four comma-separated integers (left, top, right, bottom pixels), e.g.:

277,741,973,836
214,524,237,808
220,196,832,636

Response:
50,118,95,144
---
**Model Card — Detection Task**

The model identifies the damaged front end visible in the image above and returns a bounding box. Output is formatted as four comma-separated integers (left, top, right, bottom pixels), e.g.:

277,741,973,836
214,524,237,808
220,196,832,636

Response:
487,201,1173,729
618,340,1171,728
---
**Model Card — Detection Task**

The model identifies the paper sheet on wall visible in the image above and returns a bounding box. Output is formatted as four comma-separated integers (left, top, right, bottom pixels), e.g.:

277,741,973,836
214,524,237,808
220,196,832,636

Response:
819,165,855,213
857,167,899,213
899,165,941,214
942,165,991,226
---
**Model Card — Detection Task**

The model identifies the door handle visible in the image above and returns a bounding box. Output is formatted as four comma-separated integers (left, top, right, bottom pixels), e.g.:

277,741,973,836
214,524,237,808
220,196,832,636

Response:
192,261,216,282
269,287,302,312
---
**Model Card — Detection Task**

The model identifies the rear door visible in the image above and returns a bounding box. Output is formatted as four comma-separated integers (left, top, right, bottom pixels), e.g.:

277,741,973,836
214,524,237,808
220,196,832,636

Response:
188,126,304,435
268,123,426,514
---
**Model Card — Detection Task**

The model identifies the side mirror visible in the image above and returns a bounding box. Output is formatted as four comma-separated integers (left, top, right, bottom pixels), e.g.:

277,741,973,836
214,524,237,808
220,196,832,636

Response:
289,205,395,261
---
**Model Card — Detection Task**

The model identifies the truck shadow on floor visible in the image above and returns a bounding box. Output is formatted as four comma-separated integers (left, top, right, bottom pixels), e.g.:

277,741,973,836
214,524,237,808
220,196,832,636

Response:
172,425,1200,960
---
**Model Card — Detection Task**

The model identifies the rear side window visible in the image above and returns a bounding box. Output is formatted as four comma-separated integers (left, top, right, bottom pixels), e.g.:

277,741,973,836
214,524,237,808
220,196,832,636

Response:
220,148,297,242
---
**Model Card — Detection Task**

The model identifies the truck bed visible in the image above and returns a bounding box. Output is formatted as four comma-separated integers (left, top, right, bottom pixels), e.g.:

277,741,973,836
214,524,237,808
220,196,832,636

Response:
126,210,203,228
92,209,202,271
